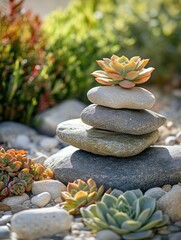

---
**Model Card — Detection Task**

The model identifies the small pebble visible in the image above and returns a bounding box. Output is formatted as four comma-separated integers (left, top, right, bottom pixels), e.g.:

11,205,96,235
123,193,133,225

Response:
63,236,75,240
171,184,181,190
168,225,181,232
22,199,31,206
176,131,181,143
162,184,172,192
165,136,176,145
0,215,12,226
166,121,174,129
72,230,80,236
158,229,170,235
170,232,181,240
11,204,30,214
11,207,72,239
32,180,66,199
2,193,29,206
0,203,11,212
96,230,120,240
158,185,181,221
71,222,85,231
152,236,162,240
174,221,181,227
144,187,166,200
31,192,51,208
15,134,31,149
40,137,59,151
3,211,12,216
74,217,83,223
54,197,63,203
0,226,10,239
32,152,48,165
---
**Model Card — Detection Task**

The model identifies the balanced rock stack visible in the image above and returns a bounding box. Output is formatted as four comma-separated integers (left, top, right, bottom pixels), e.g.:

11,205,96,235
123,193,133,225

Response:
57,55,166,157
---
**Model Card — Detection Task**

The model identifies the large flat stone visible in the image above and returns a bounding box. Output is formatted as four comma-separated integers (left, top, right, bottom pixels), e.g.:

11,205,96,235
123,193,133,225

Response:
57,119,159,157
87,86,155,109
34,100,86,136
81,104,166,135
44,145,181,191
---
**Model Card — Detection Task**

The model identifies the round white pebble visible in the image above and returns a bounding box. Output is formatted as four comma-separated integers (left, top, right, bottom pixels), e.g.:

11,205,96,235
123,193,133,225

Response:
165,136,176,145
31,192,51,207
14,134,30,149
40,137,59,151
32,180,66,199
11,206,72,239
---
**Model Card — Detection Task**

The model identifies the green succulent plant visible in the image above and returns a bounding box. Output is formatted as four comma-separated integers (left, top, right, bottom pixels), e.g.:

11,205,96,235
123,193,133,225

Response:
92,55,154,88
0,147,54,199
61,178,111,215
81,189,169,240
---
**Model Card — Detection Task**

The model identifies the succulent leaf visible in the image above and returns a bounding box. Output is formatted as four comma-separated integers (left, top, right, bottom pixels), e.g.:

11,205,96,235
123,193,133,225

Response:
102,194,117,208
114,212,130,226
106,213,118,226
0,147,54,200
81,189,168,238
122,220,141,231
139,210,164,231
61,178,109,215
96,202,108,221
123,230,153,240
93,55,154,88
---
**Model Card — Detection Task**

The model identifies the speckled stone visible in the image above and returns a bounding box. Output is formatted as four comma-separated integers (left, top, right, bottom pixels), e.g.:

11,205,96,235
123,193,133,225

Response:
81,104,166,135
87,86,155,109
56,119,159,157
158,186,181,221
0,215,12,225
31,192,51,207
32,180,66,199
96,230,120,240
170,233,181,240
45,145,181,192
11,206,72,240
0,203,11,212
144,187,166,200
2,193,29,206
0,226,10,239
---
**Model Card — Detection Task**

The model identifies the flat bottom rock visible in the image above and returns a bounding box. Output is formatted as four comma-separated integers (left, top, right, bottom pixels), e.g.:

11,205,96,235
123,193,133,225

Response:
44,145,181,191
56,119,159,157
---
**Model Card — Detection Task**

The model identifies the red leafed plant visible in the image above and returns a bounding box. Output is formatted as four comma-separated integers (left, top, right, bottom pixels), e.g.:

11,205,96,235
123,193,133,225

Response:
0,147,54,200
0,0,55,124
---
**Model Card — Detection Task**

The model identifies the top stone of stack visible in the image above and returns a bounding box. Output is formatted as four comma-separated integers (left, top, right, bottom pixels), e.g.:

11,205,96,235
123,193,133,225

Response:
89,54,156,110
87,86,155,110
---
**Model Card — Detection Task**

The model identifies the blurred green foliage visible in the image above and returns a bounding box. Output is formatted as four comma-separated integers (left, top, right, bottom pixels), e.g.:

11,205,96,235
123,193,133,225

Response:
43,0,181,102
42,1,120,102
0,0,180,124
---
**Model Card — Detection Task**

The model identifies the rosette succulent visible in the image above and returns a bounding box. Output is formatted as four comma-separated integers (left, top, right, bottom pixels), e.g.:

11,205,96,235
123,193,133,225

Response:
0,147,54,199
61,178,111,215
92,55,155,88
81,189,168,240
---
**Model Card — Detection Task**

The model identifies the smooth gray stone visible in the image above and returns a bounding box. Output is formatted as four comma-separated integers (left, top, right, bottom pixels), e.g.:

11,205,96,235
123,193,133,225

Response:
44,145,181,191
81,104,166,135
87,86,155,110
34,100,86,136
56,119,159,157
0,226,10,239
0,121,36,143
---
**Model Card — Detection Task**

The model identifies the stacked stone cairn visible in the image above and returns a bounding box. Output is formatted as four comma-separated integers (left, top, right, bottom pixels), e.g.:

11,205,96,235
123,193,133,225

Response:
57,55,166,157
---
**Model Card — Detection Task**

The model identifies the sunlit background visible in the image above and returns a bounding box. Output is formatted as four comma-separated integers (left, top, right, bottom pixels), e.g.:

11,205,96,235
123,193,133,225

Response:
0,0,181,124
